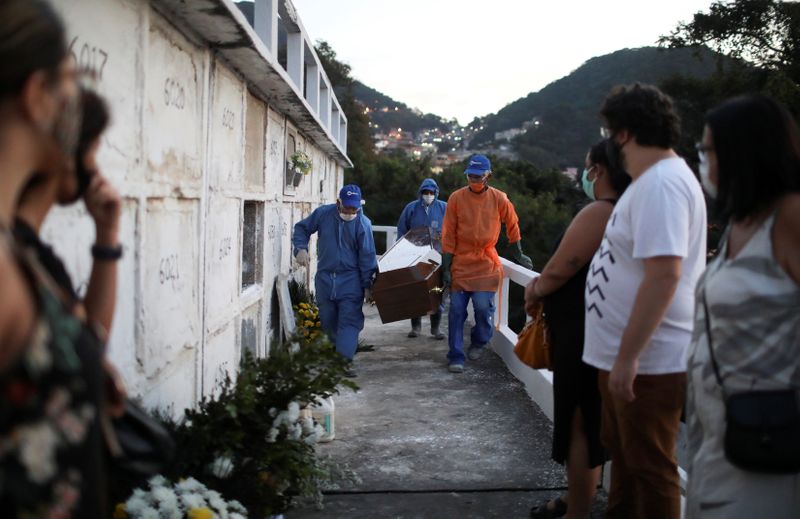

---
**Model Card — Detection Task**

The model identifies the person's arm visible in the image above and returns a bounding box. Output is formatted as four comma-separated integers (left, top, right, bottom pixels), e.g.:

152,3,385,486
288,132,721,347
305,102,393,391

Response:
524,202,612,315
609,256,682,401
358,216,378,290
441,194,457,255
500,193,522,245
82,174,121,337
774,193,800,286
292,207,320,255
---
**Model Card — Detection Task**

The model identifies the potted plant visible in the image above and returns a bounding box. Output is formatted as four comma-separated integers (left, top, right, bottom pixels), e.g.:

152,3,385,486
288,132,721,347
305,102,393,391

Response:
287,150,312,187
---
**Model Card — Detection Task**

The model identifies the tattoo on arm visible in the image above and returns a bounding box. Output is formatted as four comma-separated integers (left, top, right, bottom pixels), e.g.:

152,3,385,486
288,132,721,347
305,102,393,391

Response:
566,256,582,271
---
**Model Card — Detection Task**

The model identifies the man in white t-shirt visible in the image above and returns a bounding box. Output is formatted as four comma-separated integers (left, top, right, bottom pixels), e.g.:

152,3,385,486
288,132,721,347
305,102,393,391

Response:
583,83,707,519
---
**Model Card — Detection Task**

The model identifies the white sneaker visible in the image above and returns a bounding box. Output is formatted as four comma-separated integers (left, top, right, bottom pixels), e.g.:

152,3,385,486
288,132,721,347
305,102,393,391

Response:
448,363,464,373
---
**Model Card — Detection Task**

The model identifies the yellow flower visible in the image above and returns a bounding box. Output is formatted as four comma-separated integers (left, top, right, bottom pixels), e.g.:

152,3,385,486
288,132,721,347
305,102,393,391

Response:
187,508,214,519
304,320,314,328
314,322,321,328
300,303,309,309
113,504,128,519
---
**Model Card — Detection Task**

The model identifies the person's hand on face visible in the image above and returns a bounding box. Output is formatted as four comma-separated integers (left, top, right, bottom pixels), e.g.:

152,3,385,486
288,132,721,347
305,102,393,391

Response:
84,172,121,246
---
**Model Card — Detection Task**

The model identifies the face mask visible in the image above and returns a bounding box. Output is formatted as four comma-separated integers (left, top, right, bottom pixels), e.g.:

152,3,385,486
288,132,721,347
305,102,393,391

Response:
698,151,717,198
581,168,597,200
339,212,357,222
468,175,487,193
422,194,435,205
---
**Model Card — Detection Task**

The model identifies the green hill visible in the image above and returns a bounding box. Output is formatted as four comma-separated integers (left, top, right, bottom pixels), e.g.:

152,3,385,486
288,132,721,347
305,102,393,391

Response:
468,47,727,169
349,81,453,134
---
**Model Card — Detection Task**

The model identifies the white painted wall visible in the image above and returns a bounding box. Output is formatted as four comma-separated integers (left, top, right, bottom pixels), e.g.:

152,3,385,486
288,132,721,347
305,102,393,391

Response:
42,0,346,416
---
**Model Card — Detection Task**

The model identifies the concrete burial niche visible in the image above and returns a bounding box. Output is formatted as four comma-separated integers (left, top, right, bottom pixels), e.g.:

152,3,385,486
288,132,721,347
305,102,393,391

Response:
145,14,205,188
53,0,143,183
204,195,242,332
142,197,201,377
210,64,245,190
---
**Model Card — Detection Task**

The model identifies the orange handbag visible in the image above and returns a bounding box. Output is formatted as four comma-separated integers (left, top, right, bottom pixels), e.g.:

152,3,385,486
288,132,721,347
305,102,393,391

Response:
514,304,552,370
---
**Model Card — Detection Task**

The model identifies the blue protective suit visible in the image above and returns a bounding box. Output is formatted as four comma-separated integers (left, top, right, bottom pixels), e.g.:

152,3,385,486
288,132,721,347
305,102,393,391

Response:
293,204,378,360
396,178,448,241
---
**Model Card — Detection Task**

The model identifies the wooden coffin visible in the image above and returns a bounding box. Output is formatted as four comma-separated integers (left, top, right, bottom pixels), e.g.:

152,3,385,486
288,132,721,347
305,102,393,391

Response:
372,228,443,324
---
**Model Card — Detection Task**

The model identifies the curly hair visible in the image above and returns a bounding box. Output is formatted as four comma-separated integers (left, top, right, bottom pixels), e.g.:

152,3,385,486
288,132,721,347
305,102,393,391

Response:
600,83,681,149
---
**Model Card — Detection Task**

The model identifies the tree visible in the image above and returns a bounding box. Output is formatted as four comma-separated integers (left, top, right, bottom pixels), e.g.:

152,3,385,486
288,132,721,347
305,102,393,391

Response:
659,0,800,112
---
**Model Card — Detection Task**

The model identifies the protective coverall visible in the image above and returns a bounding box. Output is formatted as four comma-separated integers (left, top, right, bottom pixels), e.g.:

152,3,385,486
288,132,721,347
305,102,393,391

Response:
293,204,378,360
441,186,522,364
396,178,448,337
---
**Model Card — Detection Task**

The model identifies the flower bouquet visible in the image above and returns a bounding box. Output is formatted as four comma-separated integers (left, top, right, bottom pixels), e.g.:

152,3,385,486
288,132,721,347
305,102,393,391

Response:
114,475,247,519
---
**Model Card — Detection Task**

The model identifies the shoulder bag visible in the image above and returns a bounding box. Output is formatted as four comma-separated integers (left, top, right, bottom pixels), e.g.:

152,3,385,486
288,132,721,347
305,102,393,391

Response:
514,303,552,370
702,290,800,473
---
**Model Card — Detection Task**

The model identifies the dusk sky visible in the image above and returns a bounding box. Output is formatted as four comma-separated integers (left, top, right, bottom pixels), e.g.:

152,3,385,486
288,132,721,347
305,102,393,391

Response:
291,0,716,124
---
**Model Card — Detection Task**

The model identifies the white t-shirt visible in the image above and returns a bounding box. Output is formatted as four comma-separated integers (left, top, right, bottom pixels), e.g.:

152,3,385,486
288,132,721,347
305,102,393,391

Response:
582,157,707,374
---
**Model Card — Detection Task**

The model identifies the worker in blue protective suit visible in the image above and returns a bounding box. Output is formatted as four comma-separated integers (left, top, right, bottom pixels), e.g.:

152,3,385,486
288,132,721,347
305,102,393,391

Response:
396,178,448,339
292,184,377,377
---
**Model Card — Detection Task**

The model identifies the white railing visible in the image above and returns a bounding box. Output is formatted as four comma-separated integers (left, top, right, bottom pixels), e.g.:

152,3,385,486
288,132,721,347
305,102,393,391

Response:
372,225,398,254
492,258,553,420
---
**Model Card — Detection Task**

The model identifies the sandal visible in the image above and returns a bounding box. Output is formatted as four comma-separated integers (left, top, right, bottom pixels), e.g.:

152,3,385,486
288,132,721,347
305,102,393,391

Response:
529,496,567,519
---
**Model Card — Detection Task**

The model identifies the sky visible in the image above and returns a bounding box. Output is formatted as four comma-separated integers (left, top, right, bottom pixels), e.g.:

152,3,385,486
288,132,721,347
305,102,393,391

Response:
291,0,716,125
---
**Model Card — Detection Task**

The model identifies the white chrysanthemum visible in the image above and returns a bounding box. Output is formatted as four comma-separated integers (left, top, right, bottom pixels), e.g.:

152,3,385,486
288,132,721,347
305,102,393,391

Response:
175,477,205,494
209,496,229,518
266,427,280,443
287,402,300,422
124,495,150,515
152,485,179,512
303,432,319,445
181,492,206,509
301,416,315,434
268,407,278,418
140,507,160,519
210,456,234,479
230,513,247,519
290,423,303,440
289,342,300,354
148,474,168,488
229,500,247,514
18,422,58,484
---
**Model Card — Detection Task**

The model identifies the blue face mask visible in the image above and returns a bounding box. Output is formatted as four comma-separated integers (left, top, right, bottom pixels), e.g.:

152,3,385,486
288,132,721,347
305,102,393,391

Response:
581,167,597,200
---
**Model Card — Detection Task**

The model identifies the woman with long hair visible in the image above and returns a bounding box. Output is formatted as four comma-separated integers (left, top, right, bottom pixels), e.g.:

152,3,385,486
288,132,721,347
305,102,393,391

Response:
685,95,800,518
525,139,631,518
0,1,106,516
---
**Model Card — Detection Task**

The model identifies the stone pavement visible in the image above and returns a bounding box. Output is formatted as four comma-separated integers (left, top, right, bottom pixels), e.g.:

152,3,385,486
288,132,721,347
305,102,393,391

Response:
290,305,607,518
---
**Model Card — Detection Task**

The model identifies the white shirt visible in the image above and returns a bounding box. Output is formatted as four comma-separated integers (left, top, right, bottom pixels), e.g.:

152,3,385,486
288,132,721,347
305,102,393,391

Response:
582,157,707,374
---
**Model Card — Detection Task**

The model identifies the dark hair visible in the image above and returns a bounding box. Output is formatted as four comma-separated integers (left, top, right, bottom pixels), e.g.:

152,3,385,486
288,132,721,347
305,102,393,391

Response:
76,89,110,160
0,0,67,100
706,95,800,221
589,138,632,196
600,83,681,149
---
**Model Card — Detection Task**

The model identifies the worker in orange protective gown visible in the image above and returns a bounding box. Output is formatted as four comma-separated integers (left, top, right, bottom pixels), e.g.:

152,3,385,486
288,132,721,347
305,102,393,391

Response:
441,154,533,373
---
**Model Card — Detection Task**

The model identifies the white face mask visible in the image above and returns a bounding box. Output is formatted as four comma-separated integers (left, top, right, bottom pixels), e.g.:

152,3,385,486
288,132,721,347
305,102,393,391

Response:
339,212,357,222
422,194,435,205
698,151,717,198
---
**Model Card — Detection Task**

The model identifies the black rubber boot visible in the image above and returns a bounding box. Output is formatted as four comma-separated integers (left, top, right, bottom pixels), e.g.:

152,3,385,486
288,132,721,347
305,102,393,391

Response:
408,317,422,338
430,313,444,340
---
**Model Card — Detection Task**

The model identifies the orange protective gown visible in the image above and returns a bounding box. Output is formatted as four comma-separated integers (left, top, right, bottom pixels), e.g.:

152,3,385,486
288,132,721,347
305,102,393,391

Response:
441,186,522,292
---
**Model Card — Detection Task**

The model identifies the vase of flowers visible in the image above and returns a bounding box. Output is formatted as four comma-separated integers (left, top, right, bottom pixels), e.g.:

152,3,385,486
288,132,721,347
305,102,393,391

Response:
287,150,312,187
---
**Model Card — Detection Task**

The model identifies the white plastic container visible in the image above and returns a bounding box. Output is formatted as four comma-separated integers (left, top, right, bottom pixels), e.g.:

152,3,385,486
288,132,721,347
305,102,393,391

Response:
310,396,335,443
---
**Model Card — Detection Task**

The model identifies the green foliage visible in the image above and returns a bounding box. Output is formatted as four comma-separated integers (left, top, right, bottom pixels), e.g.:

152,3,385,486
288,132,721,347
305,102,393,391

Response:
162,338,357,516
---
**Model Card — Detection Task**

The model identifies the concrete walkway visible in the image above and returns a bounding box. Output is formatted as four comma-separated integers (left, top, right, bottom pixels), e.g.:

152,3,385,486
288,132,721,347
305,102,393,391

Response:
290,305,607,518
